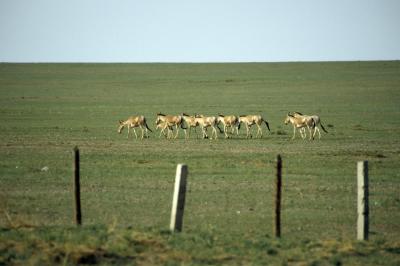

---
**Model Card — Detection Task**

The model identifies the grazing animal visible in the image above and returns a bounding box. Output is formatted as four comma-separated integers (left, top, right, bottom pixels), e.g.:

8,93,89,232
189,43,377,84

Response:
238,115,271,138
181,113,199,139
194,114,221,139
118,116,152,139
292,112,328,139
217,114,240,138
155,113,186,139
284,113,315,140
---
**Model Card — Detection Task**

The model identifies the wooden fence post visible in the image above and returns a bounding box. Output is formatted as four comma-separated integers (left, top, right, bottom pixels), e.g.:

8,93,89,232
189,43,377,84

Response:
357,161,369,240
170,164,188,232
73,146,82,226
275,155,282,238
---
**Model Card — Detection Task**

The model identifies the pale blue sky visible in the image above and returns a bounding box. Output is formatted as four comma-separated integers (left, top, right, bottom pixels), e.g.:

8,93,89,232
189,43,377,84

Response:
1,0,399,62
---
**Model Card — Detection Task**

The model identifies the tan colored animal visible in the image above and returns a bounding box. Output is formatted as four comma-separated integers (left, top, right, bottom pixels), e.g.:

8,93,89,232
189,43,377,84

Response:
155,120,174,138
238,115,271,138
194,115,221,139
118,115,152,139
181,113,199,139
293,112,328,139
284,113,315,140
155,113,186,139
217,114,239,138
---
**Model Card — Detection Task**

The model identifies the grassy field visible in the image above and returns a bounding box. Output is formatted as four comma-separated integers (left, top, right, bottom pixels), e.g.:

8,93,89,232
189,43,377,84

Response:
0,62,400,265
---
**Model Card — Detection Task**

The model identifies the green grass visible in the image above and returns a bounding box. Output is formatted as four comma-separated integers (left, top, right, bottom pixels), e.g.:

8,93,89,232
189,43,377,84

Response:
1,225,399,265
0,62,400,265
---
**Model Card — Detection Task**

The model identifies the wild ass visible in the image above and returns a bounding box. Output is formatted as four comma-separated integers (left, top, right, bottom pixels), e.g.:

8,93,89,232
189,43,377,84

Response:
118,115,152,139
238,115,271,138
194,114,221,139
284,112,315,140
155,113,186,139
155,120,174,138
181,113,199,139
217,114,240,138
292,112,328,139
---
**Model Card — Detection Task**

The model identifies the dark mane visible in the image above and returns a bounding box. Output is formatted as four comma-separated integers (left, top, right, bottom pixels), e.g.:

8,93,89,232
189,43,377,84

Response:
157,112,165,116
218,114,224,117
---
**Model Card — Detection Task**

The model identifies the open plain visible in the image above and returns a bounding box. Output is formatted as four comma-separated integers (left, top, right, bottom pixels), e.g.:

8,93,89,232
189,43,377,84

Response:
0,62,399,265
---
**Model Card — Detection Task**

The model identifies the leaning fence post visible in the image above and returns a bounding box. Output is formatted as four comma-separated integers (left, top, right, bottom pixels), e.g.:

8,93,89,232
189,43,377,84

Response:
357,161,369,240
274,155,282,238
73,146,82,226
170,164,188,232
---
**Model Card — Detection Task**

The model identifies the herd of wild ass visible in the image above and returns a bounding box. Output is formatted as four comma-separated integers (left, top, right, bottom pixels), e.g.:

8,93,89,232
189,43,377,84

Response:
118,112,328,140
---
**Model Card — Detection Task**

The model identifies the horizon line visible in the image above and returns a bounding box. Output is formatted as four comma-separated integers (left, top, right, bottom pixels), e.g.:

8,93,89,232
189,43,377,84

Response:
1,59,399,64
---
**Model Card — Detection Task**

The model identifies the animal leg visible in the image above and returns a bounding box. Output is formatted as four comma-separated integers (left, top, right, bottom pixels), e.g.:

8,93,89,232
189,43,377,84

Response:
159,128,165,138
174,125,179,139
189,127,193,139
140,125,145,139
304,127,309,140
163,124,170,139
316,127,321,139
299,128,305,139
168,127,175,139
308,126,313,140
292,126,296,140
160,124,167,138
256,124,262,138
246,125,251,138
224,125,229,138
310,127,315,140
202,127,208,139
144,127,148,138
133,128,138,139
212,126,218,139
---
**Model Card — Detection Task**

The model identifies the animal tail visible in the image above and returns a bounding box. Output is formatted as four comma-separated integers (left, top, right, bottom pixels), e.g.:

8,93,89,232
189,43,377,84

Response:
320,121,328,133
144,120,153,132
180,122,187,130
237,118,242,130
216,124,224,134
264,120,271,132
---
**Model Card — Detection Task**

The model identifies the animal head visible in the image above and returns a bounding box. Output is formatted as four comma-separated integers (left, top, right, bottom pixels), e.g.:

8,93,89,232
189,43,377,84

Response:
284,113,293,125
155,113,165,124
